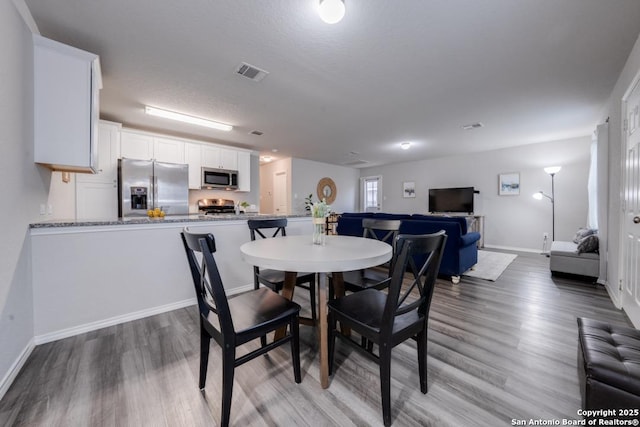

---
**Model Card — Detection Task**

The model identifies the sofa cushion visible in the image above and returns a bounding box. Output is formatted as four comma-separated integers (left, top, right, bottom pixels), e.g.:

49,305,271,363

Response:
550,241,599,260
461,231,481,247
577,234,599,254
410,214,468,234
573,227,597,244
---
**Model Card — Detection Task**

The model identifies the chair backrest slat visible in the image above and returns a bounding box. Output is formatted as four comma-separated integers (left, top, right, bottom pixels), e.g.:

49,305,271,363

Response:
181,228,235,336
381,231,447,336
362,218,402,272
248,218,288,241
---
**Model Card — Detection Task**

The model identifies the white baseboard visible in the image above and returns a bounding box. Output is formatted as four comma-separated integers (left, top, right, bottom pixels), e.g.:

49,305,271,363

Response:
33,283,255,346
483,244,540,254
0,338,35,401
33,298,196,345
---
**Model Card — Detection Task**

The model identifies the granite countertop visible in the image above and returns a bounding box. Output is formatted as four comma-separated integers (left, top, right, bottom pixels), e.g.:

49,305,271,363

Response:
30,213,310,228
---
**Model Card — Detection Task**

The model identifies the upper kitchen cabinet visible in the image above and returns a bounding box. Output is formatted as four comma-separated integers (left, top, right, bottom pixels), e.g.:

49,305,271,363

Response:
76,121,121,220
34,35,101,173
236,151,251,192
120,130,185,164
202,146,238,170
120,131,153,160
184,142,202,189
154,137,184,163
76,121,121,184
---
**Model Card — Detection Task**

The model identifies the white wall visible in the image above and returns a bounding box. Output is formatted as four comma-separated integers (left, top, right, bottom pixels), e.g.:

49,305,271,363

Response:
0,0,48,397
290,158,360,214
599,34,640,305
360,136,591,252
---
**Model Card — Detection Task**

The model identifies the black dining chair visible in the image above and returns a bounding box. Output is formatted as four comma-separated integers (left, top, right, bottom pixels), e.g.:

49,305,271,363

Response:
330,218,401,299
248,218,317,321
328,231,447,427
181,228,302,427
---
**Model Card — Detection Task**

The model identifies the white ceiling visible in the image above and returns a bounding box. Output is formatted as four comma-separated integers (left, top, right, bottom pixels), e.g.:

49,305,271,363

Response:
23,0,640,168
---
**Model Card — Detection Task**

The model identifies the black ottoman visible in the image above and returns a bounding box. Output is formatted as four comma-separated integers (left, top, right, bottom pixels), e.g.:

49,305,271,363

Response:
577,317,640,411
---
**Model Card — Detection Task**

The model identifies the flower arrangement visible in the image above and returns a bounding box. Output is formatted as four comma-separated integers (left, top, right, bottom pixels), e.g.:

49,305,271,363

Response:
306,198,331,218
306,197,331,245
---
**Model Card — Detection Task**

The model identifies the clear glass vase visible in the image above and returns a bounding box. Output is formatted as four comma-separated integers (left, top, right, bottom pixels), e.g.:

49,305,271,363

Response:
312,217,326,245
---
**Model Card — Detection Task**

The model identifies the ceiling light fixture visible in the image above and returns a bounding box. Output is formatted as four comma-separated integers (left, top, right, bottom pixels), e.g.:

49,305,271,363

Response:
144,106,232,132
318,0,345,24
261,156,273,162
400,142,411,150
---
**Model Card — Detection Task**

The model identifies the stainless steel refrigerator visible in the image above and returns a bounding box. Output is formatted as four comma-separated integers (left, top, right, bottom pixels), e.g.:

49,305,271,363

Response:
118,158,189,217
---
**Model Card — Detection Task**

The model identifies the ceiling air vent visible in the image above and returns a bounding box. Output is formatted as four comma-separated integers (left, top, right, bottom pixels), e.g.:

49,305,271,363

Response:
343,159,370,166
236,62,269,82
462,122,484,130
250,130,264,136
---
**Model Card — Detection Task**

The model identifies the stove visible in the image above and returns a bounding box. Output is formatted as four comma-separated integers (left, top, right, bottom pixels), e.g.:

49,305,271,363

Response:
198,198,236,215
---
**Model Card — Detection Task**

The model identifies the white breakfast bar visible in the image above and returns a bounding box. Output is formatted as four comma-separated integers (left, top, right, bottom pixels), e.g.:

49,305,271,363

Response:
29,214,310,343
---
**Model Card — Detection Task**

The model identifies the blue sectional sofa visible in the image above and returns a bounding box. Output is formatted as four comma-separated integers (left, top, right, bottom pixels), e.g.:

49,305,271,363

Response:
336,213,481,283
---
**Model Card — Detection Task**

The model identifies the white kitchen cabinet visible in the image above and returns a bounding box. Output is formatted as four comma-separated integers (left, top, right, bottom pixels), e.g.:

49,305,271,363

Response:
236,151,251,192
184,142,203,189
34,35,101,173
121,131,185,164
76,121,120,220
202,146,238,170
76,181,118,220
153,137,184,163
120,131,154,160
77,121,121,184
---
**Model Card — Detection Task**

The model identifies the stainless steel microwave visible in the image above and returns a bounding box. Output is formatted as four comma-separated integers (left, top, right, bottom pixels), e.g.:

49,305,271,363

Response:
201,167,238,189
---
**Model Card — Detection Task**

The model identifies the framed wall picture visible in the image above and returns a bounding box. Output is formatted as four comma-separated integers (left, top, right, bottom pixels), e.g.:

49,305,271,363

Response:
403,181,416,198
499,173,520,196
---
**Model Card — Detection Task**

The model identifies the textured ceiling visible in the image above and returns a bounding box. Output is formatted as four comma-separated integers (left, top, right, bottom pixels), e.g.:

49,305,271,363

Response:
23,0,640,167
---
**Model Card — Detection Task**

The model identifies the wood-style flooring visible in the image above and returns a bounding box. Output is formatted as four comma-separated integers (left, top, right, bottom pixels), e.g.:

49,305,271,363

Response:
0,250,632,426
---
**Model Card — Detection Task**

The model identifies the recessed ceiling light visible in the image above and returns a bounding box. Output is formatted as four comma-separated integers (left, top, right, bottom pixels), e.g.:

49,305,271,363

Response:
318,0,346,24
271,148,278,153
400,142,411,150
144,106,232,131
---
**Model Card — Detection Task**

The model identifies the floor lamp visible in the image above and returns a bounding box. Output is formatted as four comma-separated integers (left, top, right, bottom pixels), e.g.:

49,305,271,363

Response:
533,166,561,252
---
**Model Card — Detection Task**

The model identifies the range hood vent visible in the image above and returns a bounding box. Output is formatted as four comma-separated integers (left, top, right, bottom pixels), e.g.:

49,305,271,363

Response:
236,62,269,82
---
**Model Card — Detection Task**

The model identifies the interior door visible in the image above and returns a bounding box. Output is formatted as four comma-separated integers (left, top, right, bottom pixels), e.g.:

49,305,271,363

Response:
273,170,288,215
622,77,640,326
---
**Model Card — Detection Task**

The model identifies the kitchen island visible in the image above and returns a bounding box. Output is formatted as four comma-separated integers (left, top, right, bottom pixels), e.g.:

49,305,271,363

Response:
29,214,312,344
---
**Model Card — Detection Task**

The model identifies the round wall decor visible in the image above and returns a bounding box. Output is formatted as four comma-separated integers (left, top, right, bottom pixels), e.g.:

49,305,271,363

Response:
317,177,337,204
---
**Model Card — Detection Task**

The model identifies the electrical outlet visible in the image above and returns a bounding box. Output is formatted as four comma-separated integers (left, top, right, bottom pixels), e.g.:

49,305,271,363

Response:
47,204,53,215
39,204,46,215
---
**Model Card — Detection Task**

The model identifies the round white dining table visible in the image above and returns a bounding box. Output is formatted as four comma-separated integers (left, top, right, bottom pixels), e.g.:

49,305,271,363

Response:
240,234,392,389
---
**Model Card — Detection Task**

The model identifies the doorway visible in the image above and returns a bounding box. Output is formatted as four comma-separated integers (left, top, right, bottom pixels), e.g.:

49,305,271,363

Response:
273,170,288,215
361,175,382,212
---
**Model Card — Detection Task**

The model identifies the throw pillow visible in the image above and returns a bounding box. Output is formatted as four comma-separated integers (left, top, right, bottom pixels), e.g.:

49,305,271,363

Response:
573,227,597,244
577,234,599,253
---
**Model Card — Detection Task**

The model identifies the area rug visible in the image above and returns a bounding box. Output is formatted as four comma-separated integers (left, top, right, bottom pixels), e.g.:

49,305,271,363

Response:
463,250,517,281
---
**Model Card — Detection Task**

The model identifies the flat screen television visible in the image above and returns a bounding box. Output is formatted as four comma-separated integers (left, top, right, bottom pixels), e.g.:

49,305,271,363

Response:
428,187,474,214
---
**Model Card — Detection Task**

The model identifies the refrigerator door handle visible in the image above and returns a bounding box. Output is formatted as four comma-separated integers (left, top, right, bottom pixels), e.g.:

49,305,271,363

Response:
150,175,156,210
